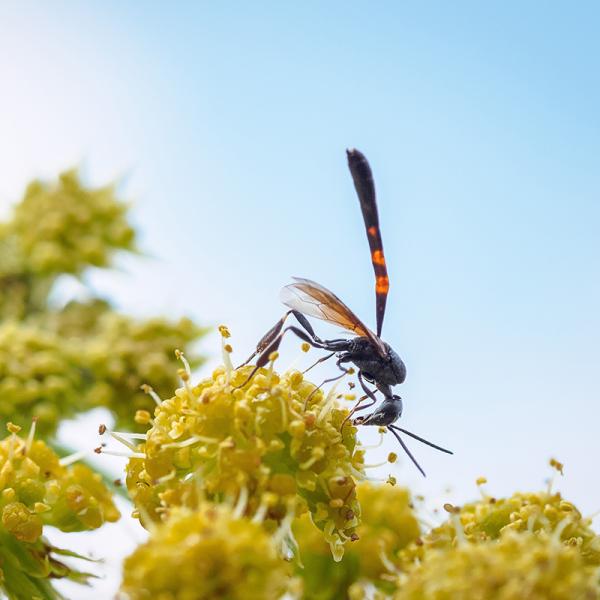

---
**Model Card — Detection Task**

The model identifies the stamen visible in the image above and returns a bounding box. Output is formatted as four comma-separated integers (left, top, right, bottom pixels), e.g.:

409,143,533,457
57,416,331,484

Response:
378,540,399,574
155,470,177,485
552,516,572,544
176,349,194,395
220,333,234,381
111,431,147,440
363,459,390,469
141,384,163,407
443,503,465,545
317,383,339,425
252,492,277,524
159,434,219,449
175,349,192,378
362,429,385,450
96,448,146,459
110,432,139,452
233,485,249,519
26,417,38,453
59,449,90,467
476,476,489,500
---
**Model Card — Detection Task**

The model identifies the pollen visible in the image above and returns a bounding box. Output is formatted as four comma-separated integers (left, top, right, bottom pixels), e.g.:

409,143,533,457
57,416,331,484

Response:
134,410,152,425
301,342,311,353
550,457,565,475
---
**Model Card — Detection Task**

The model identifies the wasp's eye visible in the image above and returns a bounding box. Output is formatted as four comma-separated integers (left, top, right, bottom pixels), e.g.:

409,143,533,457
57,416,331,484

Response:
363,372,375,383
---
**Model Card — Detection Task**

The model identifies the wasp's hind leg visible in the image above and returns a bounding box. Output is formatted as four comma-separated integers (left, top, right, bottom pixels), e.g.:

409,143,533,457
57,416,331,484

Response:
304,356,356,409
237,310,323,368
234,317,329,390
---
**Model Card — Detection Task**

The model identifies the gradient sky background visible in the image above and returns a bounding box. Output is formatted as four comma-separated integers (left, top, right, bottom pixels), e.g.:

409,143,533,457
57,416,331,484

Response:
1,2,599,597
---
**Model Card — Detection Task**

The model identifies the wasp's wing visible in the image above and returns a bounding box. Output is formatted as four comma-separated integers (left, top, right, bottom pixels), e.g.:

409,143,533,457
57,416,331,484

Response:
280,277,387,357
346,148,390,338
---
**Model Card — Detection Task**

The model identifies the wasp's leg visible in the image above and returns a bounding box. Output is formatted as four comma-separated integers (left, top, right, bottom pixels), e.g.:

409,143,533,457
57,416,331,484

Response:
234,324,330,390
302,351,336,375
341,372,380,430
238,310,323,369
304,357,355,408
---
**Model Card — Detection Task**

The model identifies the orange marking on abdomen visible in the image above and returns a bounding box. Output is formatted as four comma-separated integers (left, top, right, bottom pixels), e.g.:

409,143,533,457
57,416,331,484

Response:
372,249,385,266
376,276,389,293
368,226,377,237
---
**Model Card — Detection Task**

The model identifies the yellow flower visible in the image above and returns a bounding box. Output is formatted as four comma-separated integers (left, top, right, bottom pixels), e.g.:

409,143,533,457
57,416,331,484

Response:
43,301,205,430
11,170,134,276
0,321,86,435
121,503,291,600
293,482,420,599
0,429,119,537
0,427,119,599
395,530,600,600
125,364,365,559
400,489,600,568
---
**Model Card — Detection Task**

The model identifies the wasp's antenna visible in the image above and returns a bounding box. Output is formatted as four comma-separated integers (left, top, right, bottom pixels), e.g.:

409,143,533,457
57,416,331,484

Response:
392,426,453,455
387,425,426,478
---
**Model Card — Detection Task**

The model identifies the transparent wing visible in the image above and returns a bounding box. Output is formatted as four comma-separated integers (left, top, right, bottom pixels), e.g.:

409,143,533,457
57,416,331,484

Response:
280,277,387,357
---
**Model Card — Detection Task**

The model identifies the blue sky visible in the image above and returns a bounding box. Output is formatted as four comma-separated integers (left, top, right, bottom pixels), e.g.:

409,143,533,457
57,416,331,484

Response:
1,2,599,595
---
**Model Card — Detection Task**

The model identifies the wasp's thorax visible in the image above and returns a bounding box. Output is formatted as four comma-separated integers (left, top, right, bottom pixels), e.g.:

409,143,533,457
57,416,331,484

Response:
346,337,406,387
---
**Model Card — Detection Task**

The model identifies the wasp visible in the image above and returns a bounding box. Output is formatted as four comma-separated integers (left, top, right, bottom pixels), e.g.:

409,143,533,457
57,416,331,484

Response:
239,149,452,476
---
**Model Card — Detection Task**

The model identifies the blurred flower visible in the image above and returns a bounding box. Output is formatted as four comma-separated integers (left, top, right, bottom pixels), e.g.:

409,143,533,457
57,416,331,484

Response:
0,321,86,436
0,425,119,599
0,226,50,321
124,362,365,560
120,503,291,600
11,170,135,277
293,482,420,599
395,530,600,600
400,486,600,568
80,309,205,430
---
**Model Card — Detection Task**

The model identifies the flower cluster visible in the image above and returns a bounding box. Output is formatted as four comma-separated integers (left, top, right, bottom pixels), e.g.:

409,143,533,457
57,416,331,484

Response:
395,530,599,600
0,425,119,599
293,482,421,599
121,504,291,600
81,310,204,430
11,170,135,276
124,358,365,560
392,474,600,599
400,484,600,568
0,168,206,597
0,321,86,436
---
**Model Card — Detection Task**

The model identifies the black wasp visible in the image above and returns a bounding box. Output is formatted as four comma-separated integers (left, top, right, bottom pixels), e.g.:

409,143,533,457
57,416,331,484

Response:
239,149,452,476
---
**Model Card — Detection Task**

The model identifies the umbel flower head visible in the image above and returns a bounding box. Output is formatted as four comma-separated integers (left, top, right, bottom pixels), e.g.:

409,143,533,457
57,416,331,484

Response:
400,473,600,569
0,321,86,436
0,225,36,321
124,347,365,560
293,481,421,600
395,530,600,600
120,503,291,600
0,424,119,599
43,300,205,431
10,169,135,276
